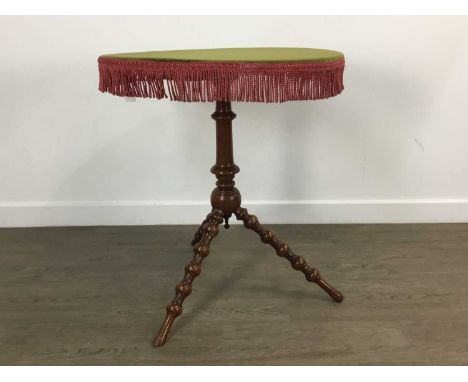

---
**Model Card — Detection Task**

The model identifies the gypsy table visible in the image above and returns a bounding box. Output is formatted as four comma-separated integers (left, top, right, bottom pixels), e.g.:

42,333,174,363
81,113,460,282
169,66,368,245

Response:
98,47,345,347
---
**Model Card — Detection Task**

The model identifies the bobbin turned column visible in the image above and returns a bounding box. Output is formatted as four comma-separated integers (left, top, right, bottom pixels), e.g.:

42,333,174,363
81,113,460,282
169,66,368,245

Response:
153,210,224,347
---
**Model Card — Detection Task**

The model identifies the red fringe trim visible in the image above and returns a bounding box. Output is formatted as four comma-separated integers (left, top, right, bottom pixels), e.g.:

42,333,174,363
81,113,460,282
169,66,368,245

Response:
98,57,345,103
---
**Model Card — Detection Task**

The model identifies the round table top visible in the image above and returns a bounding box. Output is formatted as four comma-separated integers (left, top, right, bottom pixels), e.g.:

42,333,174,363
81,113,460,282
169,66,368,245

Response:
98,47,345,103
100,47,344,64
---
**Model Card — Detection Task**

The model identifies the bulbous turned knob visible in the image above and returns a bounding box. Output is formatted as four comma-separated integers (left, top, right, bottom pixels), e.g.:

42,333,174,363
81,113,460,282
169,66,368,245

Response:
245,215,258,228
175,282,192,296
260,229,274,243
204,224,219,237
166,303,183,317
306,269,321,283
292,256,307,270
210,187,241,216
194,243,210,257
276,244,289,257
185,262,202,276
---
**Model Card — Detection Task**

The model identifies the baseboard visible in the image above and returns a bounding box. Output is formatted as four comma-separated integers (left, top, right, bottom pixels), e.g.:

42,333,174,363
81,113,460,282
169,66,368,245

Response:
1,199,468,227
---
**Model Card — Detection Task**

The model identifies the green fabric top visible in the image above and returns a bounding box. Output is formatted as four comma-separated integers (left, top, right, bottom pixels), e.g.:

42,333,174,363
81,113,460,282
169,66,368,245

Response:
100,47,344,63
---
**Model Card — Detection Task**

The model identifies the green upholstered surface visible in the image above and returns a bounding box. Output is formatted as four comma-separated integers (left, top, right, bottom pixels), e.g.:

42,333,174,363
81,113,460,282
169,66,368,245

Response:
101,47,344,63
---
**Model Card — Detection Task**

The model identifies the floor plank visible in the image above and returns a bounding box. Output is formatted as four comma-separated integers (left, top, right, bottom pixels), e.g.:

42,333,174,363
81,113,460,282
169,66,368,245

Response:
1,223,467,365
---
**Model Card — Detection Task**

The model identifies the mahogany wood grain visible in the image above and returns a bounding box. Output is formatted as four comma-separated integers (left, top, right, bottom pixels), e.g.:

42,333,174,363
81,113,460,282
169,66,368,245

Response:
235,207,343,302
153,101,343,347
153,210,224,347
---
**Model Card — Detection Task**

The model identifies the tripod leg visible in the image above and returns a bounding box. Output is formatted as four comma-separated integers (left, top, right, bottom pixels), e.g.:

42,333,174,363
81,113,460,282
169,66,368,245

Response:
191,209,214,246
235,207,343,303
153,210,224,347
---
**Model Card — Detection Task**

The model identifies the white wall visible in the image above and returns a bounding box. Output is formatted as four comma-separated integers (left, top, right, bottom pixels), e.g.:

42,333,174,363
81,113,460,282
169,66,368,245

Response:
1,16,468,226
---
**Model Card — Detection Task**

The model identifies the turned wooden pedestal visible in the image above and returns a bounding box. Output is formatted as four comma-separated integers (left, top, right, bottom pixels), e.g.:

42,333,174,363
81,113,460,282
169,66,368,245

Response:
153,101,343,347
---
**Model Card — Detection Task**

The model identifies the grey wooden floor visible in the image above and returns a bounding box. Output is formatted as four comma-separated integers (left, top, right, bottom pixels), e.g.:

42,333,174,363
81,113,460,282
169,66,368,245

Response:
1,223,468,365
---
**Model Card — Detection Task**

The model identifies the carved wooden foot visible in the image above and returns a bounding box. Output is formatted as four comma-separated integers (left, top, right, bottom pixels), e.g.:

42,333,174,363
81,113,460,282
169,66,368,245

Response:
234,207,343,303
153,210,224,347
190,209,214,245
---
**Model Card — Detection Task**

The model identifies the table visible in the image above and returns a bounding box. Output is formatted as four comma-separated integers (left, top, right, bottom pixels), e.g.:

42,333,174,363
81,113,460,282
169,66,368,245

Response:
98,47,345,347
